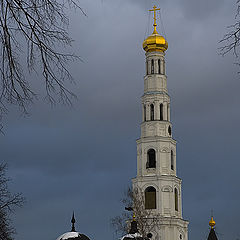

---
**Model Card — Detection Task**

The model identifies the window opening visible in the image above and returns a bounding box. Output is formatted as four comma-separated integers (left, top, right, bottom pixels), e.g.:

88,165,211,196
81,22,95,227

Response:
150,104,154,121
171,150,174,170
158,59,161,74
146,149,156,168
160,104,163,121
168,126,172,136
145,186,156,209
175,188,178,211
151,59,154,74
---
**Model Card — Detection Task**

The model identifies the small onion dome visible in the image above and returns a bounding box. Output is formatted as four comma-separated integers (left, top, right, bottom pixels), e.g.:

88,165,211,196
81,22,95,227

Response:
209,217,216,229
143,27,168,53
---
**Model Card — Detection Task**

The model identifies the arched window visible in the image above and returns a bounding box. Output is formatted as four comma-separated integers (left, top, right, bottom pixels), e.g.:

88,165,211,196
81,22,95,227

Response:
171,150,174,170
151,59,154,74
145,186,156,209
158,59,161,74
146,149,156,168
150,104,154,121
146,61,148,75
174,188,178,211
160,103,163,121
144,105,146,121
168,126,172,136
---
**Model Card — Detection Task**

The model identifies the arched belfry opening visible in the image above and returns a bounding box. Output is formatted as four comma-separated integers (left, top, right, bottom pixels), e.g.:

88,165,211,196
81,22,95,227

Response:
151,59,154,74
160,103,163,121
171,150,174,170
168,126,172,136
150,104,154,121
146,149,156,168
158,59,161,74
145,186,156,209
175,188,178,211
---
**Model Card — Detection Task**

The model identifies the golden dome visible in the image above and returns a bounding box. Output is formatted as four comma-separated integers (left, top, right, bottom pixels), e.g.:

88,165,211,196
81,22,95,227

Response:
209,216,216,229
143,30,168,53
143,6,168,53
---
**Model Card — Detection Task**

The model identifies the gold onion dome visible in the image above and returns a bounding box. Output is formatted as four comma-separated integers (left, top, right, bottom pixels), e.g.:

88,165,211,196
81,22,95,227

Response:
143,28,168,53
143,6,168,53
209,216,216,229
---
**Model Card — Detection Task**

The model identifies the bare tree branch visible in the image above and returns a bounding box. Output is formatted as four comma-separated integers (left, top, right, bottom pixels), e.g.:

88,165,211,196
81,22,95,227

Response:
219,0,240,59
0,163,25,239
111,187,160,239
0,0,85,126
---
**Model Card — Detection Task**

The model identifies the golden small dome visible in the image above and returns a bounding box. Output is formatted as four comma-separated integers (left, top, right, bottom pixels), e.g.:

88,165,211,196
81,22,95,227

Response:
209,216,216,229
143,31,168,53
143,6,168,53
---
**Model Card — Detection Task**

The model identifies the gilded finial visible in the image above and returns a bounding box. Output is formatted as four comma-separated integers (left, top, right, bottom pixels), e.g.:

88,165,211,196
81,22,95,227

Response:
209,216,216,229
149,5,160,34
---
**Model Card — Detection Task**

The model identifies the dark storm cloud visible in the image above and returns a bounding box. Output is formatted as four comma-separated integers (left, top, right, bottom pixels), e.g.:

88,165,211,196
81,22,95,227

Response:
180,0,225,20
1,0,240,240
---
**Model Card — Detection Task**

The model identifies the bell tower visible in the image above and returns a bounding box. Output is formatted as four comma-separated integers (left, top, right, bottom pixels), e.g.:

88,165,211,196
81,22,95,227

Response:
132,6,189,240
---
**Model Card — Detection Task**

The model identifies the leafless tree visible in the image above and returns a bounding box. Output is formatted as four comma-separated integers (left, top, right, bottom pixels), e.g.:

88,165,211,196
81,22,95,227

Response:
0,0,85,127
0,163,24,240
111,187,160,239
219,0,240,66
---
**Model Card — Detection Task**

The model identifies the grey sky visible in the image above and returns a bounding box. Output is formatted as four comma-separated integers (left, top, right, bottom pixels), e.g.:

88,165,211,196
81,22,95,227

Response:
1,0,240,240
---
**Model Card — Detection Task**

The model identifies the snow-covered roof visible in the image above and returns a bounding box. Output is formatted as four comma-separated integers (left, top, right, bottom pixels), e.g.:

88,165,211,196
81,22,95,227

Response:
120,232,142,240
56,232,81,240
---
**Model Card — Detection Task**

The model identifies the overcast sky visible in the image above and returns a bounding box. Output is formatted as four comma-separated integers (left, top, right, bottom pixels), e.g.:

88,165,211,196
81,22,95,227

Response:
1,0,240,240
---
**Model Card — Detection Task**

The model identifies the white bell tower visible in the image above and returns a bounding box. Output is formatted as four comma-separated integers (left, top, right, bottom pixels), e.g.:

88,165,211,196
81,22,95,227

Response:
132,6,189,240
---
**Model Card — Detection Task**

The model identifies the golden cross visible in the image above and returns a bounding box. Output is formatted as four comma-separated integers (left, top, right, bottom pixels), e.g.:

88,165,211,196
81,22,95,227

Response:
149,5,160,33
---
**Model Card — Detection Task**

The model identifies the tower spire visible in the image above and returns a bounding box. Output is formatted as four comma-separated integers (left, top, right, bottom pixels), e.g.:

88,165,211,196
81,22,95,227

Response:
71,212,76,232
149,5,160,34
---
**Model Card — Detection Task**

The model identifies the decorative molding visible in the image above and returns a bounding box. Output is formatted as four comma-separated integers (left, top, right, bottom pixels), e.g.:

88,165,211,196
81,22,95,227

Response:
160,147,169,153
161,185,173,192
142,182,159,191
144,146,156,153
174,185,180,193
177,227,184,235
